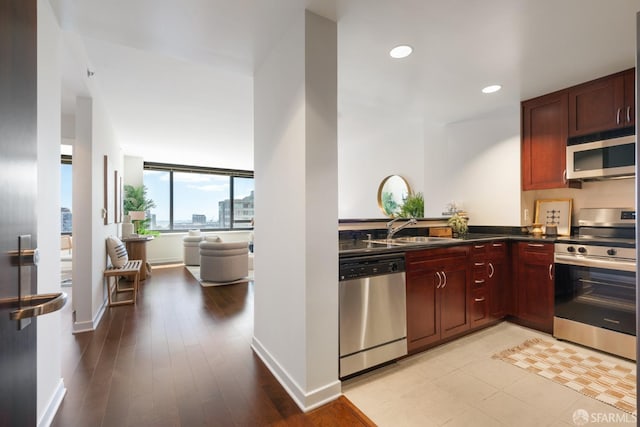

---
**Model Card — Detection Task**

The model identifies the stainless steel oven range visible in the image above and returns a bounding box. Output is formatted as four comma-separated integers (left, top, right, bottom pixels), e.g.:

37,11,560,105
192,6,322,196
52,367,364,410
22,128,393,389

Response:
554,207,636,360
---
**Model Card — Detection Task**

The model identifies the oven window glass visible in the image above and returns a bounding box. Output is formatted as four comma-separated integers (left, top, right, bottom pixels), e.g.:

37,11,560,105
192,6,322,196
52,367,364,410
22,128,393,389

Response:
555,264,636,335
573,143,635,172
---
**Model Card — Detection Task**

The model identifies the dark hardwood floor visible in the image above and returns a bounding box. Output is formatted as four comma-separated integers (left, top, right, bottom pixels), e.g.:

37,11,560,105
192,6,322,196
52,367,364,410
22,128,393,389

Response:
52,266,374,427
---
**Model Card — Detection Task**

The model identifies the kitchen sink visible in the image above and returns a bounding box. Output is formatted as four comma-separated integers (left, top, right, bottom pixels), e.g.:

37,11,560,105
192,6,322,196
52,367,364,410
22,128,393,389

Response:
365,236,453,246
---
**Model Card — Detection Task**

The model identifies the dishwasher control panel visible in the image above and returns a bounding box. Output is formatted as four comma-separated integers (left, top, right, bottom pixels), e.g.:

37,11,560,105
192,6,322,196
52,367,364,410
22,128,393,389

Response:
339,255,406,281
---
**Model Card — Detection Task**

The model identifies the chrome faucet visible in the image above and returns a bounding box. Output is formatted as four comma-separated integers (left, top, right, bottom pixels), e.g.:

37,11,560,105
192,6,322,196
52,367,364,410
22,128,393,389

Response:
387,217,417,239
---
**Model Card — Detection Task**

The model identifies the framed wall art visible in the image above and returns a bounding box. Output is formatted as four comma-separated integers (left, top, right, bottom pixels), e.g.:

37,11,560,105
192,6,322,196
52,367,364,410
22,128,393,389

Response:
534,198,572,235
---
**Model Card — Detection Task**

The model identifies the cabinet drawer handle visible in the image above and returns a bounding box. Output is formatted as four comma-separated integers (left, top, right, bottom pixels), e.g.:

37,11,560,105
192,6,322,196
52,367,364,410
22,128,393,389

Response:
441,271,447,288
435,271,442,288
617,107,622,124
604,318,620,324
548,264,553,280
474,297,485,302
492,243,503,247
488,262,495,278
474,244,485,249
474,279,485,284
627,106,632,123
528,243,544,247
474,262,485,267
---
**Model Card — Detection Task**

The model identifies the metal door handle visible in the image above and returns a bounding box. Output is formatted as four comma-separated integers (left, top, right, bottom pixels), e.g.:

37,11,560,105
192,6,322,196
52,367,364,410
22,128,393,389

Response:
616,107,622,124
548,264,553,280
474,279,485,285
0,292,66,320
562,169,567,184
441,271,447,288
492,243,503,247
474,297,486,302
528,243,544,247
627,106,631,123
474,244,485,249
488,262,495,278
474,262,485,267
604,318,620,324
435,271,442,288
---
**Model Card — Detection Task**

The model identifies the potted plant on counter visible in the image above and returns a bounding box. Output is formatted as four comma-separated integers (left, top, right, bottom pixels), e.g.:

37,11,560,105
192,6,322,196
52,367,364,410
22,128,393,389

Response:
447,213,468,237
399,192,424,218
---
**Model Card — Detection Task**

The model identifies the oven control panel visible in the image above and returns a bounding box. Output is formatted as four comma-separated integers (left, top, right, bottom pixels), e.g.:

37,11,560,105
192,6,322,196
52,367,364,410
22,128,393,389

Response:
554,243,636,273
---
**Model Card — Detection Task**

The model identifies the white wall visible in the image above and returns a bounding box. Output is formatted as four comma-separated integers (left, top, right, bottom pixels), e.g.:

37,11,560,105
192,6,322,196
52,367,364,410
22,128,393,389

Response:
338,110,424,218
423,106,522,225
123,155,143,187
72,94,122,332
253,10,340,411
338,105,521,225
36,2,66,425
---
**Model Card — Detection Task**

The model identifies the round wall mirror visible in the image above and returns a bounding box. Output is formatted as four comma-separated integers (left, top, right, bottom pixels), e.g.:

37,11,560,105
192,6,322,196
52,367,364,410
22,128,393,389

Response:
377,175,412,217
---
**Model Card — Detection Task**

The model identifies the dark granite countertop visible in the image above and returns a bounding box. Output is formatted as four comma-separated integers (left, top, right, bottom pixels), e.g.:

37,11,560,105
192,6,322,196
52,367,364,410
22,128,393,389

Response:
339,232,560,257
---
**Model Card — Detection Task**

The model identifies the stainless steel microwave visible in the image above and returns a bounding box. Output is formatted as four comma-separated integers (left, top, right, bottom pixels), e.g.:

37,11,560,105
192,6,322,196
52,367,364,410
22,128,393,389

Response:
566,133,635,180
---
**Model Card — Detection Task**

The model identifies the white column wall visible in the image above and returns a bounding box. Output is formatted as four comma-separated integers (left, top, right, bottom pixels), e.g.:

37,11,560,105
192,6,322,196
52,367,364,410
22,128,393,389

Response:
253,10,340,411
36,1,66,425
72,97,94,331
303,11,339,402
72,95,122,332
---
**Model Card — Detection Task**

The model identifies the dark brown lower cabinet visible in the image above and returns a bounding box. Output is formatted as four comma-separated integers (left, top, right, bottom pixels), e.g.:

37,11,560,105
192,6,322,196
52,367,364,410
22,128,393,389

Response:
514,242,555,333
406,246,470,353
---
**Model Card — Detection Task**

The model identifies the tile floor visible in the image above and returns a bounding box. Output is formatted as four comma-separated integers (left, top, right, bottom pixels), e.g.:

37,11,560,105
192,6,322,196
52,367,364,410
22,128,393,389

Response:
342,322,636,427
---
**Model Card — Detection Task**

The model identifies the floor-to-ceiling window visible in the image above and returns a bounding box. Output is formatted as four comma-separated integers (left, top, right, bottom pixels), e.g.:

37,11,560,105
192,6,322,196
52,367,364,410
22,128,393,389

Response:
143,162,254,232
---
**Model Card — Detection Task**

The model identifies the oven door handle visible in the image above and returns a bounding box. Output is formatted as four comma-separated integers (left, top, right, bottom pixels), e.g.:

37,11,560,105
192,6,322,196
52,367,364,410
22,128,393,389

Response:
554,254,636,273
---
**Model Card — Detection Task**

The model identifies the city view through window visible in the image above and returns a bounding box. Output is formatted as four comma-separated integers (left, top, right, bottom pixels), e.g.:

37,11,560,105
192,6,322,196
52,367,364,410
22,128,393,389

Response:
144,168,254,231
60,162,254,234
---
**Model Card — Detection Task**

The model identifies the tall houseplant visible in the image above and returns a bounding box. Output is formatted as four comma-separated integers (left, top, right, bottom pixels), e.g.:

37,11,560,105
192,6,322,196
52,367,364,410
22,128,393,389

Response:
123,185,157,235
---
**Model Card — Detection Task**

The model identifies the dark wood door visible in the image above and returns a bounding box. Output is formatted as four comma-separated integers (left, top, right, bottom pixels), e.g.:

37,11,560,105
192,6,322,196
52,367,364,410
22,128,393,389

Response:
406,268,440,352
0,0,38,425
521,90,574,190
439,262,470,338
568,73,624,137
515,243,554,334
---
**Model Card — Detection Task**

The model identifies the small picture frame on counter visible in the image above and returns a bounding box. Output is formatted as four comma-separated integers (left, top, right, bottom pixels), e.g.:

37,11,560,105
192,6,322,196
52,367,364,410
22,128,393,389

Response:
534,198,572,236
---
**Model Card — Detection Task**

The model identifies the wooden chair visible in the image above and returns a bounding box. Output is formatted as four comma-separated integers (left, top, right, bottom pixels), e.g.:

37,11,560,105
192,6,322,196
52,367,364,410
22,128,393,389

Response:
103,260,142,306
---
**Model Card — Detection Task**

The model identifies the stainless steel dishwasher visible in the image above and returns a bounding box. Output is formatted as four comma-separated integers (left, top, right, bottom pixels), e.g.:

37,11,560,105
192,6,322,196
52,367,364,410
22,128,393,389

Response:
339,253,407,378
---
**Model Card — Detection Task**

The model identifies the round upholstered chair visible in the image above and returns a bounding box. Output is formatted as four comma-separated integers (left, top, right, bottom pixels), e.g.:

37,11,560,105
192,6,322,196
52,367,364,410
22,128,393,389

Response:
182,230,203,266
199,239,249,283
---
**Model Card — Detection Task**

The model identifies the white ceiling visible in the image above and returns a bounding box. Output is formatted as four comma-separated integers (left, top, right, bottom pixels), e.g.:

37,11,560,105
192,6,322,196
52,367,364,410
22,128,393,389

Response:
52,0,640,170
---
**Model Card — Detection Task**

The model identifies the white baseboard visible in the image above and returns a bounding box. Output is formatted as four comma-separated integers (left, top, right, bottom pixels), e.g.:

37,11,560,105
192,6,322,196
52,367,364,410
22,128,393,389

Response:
38,379,66,427
72,297,107,334
251,336,341,412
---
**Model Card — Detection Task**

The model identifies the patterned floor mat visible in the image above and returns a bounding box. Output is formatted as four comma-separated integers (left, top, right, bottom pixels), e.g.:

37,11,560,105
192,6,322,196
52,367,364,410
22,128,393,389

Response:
493,338,636,415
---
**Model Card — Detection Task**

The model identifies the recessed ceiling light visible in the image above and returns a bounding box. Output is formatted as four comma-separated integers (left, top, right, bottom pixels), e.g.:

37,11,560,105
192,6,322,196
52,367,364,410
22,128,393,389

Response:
389,45,413,59
482,84,502,94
